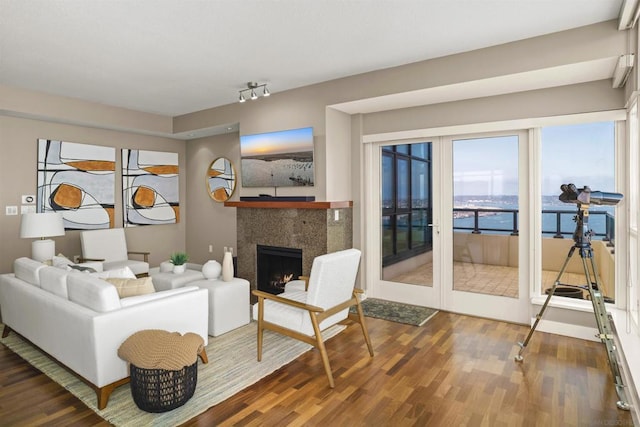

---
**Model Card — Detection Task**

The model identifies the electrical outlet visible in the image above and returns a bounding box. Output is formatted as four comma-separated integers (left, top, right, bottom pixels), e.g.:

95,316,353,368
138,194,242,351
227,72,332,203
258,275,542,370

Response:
208,245,213,253
73,255,80,263
334,209,339,221
5,205,18,216
21,205,36,214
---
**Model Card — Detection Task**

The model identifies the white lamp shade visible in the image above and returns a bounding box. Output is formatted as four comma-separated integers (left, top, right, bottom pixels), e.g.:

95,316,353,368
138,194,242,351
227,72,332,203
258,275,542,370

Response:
20,212,65,262
20,212,65,239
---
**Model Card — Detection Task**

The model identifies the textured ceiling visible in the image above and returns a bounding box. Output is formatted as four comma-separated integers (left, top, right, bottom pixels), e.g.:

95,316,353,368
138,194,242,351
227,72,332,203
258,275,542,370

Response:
0,0,624,116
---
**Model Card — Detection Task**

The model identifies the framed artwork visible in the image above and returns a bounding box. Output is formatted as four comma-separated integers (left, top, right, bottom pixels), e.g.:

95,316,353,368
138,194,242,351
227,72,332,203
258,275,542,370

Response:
207,157,236,202
122,149,179,226
240,127,314,187
37,139,115,229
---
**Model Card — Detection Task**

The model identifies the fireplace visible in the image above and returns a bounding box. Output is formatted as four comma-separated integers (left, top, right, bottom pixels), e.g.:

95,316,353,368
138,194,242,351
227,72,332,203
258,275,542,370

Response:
257,245,303,295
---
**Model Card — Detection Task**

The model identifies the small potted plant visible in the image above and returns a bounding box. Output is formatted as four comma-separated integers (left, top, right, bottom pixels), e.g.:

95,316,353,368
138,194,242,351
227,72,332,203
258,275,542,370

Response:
170,252,189,274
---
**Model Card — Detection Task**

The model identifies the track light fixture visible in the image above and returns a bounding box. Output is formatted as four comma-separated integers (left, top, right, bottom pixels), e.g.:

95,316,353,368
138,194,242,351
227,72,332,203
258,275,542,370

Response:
239,82,270,103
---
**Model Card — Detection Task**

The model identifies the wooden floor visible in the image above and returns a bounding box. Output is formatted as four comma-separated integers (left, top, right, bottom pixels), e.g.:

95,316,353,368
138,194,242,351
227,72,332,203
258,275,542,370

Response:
0,312,634,426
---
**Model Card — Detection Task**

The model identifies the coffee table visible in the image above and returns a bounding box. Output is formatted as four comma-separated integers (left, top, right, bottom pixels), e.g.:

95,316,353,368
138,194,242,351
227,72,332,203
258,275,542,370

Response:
151,269,205,292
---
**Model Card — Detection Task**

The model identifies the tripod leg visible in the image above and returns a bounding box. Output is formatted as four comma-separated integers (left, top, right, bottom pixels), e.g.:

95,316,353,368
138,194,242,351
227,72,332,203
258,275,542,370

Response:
515,246,576,362
583,256,630,411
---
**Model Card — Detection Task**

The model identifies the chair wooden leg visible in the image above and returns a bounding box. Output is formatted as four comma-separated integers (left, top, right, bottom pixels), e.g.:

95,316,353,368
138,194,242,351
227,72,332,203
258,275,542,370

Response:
355,298,374,356
309,313,335,388
257,298,264,361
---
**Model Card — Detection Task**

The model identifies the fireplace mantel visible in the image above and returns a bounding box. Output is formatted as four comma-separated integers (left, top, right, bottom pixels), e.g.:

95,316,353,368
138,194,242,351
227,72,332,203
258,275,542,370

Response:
224,200,352,209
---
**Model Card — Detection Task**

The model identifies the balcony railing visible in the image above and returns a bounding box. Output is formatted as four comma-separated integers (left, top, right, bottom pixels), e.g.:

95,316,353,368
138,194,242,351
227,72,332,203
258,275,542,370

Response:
453,208,616,246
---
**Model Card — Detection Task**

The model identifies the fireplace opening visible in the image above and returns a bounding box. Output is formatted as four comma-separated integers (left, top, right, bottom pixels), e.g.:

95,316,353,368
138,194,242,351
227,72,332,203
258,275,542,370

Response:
257,245,302,295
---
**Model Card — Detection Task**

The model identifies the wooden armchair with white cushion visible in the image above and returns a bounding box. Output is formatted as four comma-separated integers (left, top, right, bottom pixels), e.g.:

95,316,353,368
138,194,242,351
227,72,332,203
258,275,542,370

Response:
252,248,374,388
80,228,150,277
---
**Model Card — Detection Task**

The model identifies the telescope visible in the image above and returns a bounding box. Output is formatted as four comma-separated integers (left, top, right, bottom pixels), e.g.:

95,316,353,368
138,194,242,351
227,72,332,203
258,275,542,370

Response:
558,183,623,206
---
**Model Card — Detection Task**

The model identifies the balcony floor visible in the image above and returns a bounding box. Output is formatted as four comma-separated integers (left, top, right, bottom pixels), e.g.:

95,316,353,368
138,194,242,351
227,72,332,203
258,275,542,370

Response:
389,261,595,299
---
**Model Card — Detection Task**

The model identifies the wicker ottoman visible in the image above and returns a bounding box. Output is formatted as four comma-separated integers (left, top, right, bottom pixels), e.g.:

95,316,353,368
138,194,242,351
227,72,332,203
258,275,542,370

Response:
130,362,197,413
118,329,205,413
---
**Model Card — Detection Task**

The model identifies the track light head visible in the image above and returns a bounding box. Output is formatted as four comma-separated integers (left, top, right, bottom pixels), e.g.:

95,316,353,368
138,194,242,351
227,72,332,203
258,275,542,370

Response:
238,81,271,103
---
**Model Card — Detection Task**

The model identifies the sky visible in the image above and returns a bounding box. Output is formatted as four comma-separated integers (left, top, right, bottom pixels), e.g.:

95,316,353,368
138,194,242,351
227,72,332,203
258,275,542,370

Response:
452,121,615,196
240,127,314,157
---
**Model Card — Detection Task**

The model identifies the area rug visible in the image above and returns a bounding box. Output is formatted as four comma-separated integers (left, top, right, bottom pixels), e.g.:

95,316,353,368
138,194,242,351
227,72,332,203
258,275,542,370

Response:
351,298,438,326
0,322,345,426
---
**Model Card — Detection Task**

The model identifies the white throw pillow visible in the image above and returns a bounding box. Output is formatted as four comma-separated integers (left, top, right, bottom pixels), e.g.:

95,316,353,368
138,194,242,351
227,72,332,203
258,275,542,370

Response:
90,266,136,279
52,253,74,269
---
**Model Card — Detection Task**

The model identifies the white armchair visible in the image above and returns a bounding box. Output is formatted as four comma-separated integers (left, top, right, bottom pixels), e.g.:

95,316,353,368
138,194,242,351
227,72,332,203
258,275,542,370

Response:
80,228,150,277
252,248,374,388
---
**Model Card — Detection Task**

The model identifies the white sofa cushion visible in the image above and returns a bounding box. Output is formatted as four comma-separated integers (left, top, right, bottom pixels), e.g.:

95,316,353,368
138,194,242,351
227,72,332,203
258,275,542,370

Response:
120,286,198,307
67,274,121,312
14,257,45,287
39,266,71,298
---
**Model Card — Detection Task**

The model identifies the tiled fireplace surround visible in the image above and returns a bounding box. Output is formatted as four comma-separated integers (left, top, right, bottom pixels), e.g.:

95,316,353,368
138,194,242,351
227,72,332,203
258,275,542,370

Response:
226,201,353,295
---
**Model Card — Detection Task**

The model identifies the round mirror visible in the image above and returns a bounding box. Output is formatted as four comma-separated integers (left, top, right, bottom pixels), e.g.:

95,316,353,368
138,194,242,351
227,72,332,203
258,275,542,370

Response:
207,157,236,202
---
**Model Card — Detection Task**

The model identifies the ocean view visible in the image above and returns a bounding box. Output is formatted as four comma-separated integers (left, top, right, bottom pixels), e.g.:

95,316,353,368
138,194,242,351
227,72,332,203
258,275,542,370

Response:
453,195,615,239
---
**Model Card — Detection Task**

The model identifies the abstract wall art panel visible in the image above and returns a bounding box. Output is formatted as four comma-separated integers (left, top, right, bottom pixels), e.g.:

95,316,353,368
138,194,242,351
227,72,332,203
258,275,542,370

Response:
37,139,116,229
122,149,179,226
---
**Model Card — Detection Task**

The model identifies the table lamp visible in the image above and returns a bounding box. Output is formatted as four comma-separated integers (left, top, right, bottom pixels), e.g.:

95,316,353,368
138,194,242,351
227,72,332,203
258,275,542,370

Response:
20,212,66,262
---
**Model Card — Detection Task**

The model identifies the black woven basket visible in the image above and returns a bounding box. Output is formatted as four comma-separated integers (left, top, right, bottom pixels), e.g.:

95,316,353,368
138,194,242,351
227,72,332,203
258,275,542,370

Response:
129,361,198,413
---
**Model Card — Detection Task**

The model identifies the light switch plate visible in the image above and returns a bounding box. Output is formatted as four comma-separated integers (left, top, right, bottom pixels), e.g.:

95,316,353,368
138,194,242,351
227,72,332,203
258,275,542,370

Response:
6,205,18,215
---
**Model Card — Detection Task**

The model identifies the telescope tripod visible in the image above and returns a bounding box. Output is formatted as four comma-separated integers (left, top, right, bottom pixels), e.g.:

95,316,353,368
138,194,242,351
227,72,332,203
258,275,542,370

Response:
514,205,630,411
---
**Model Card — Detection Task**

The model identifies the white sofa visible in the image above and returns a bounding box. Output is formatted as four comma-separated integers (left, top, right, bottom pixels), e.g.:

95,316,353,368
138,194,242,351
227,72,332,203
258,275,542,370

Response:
0,257,209,409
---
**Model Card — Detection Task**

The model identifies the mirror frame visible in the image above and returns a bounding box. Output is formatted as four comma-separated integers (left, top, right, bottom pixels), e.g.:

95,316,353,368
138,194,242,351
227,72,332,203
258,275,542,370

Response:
207,157,236,202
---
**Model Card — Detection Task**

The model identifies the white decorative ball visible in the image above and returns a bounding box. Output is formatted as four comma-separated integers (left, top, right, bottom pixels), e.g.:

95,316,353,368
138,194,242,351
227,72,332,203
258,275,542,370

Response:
202,260,222,279
159,261,173,273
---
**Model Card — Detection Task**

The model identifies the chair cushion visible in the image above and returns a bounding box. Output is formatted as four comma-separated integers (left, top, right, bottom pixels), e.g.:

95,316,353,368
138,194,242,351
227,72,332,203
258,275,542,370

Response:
80,228,129,262
284,279,306,293
106,277,155,298
306,249,361,309
253,290,313,333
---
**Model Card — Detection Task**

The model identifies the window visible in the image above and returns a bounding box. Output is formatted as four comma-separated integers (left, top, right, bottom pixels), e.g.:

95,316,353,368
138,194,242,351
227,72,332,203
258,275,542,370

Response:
381,143,432,266
540,122,617,301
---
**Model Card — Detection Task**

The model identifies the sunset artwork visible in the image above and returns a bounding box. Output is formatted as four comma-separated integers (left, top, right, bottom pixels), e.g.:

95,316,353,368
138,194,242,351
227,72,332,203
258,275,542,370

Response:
37,139,115,229
240,127,314,187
